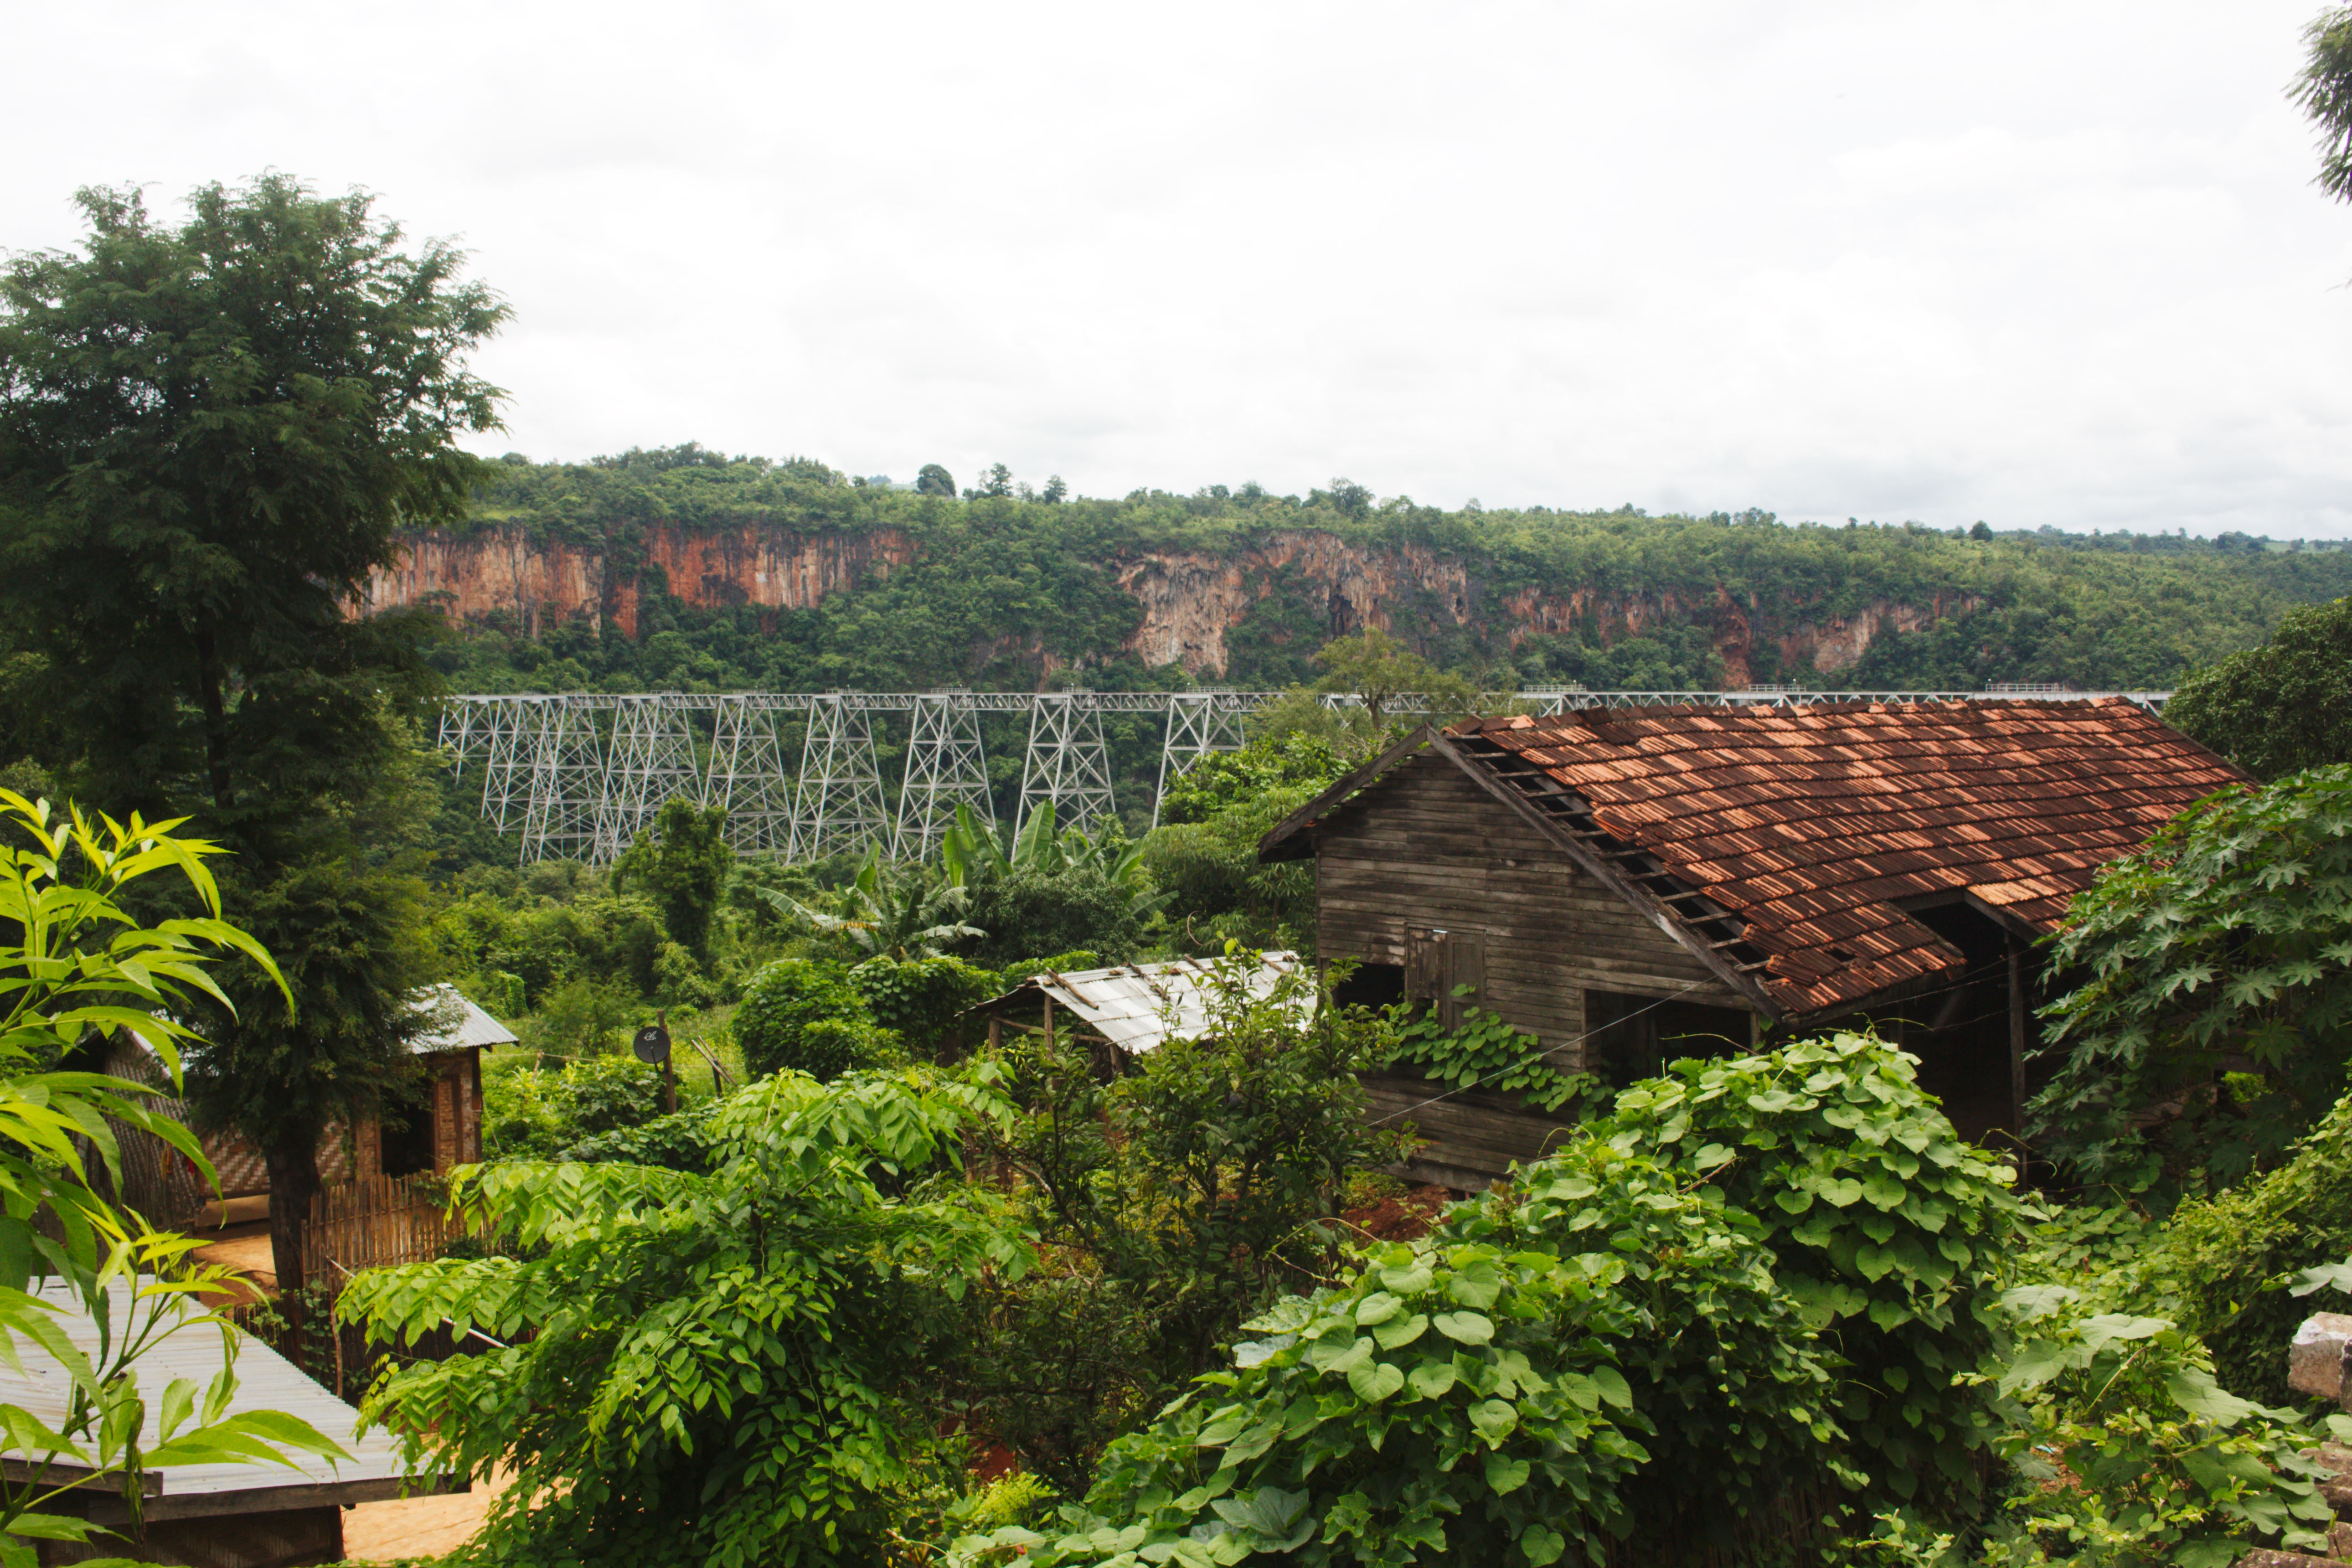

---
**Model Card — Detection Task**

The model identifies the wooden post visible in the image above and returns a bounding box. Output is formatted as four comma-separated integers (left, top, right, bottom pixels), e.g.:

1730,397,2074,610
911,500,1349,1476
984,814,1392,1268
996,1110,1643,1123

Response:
660,1009,678,1116
2007,937,2028,1140
1042,997,1055,1054
987,1015,1002,1052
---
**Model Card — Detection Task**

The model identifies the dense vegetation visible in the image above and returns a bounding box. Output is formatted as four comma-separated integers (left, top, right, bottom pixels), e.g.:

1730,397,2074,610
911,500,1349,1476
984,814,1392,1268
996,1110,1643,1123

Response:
433,446,2352,698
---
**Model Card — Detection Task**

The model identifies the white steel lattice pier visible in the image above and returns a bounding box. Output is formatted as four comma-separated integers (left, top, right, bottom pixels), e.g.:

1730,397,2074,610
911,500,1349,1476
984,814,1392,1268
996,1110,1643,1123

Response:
1154,692,1253,826
792,696,891,860
436,686,2172,865
709,696,802,855
596,696,705,862
1016,695,1118,838
895,693,995,858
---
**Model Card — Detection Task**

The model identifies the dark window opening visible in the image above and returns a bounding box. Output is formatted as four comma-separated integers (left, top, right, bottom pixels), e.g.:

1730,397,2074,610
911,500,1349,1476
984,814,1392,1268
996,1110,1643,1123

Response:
1585,990,1753,1087
381,1102,436,1178
1332,961,1404,1012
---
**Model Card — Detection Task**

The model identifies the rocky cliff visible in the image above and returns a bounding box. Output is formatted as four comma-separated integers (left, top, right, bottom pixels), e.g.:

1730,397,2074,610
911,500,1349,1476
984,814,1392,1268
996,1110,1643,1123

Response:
365,526,920,640
371,525,1975,685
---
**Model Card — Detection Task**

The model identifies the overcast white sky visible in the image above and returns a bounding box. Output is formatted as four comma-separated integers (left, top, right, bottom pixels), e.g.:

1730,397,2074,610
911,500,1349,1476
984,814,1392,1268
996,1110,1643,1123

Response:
8,2,2351,535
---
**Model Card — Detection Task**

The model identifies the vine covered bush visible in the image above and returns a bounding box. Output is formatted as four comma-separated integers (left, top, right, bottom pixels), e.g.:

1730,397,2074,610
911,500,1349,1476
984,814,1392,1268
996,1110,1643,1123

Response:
1380,1002,1599,1114
736,958,885,1079
951,1033,2024,1567
1606,1033,2022,1515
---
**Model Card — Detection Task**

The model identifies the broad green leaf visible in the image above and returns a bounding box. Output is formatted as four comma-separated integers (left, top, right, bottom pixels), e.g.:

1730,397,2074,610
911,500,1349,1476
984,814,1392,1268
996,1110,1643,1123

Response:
1347,1360,1405,1403
1432,1311,1494,1346
1485,1451,1531,1494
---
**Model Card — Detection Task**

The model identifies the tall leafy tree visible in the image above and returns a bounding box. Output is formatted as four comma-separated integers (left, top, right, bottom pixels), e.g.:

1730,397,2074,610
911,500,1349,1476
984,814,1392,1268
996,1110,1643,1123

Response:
2295,5,2352,206
0,175,508,1297
2165,596,2352,780
613,799,732,962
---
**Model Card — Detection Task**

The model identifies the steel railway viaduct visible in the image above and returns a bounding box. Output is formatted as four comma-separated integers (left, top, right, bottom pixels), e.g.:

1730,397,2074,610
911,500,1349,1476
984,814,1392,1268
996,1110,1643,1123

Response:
437,686,2172,866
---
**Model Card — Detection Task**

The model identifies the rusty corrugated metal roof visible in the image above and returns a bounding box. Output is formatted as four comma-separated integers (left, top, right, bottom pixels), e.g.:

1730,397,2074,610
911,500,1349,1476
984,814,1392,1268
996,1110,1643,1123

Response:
1436,697,2247,1018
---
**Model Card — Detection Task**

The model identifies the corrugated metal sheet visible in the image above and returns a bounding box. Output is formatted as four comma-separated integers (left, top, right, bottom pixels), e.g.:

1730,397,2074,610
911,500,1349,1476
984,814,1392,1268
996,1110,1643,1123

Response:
412,984,515,1053
0,1281,423,1504
974,952,1310,1052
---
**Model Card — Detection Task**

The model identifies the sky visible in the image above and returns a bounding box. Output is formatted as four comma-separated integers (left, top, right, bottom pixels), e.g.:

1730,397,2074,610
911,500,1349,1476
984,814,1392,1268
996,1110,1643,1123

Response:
7,1,2351,536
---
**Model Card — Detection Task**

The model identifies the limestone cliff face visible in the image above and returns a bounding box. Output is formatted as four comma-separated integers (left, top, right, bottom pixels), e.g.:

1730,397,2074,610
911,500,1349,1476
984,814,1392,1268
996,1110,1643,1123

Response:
1115,532,1979,682
365,525,919,638
371,524,1976,683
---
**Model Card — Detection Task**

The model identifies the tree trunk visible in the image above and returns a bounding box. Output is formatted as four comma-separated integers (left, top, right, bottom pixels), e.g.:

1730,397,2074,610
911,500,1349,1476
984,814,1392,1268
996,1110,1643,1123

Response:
192,623,236,815
261,1130,319,1308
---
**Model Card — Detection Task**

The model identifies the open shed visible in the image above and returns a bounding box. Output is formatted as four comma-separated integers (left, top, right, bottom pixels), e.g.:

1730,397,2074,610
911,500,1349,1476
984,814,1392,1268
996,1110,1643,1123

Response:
965,952,1310,1068
7,1281,460,1567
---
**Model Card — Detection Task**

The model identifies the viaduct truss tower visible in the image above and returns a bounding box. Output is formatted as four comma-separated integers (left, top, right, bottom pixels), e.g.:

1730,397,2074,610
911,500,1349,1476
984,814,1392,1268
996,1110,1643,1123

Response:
792,695,891,860
435,683,2167,867
894,692,995,858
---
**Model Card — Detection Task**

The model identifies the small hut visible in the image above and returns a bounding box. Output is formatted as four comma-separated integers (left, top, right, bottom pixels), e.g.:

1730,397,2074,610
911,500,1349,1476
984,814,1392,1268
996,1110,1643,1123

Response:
965,952,1310,1072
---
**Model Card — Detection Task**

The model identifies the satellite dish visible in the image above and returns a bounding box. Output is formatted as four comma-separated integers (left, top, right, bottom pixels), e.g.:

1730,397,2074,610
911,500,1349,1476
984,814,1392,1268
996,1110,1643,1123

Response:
632,1024,672,1064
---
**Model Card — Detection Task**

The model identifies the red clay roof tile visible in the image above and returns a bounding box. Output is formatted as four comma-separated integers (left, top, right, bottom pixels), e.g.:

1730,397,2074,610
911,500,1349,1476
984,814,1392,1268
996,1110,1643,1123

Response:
1451,697,2248,1018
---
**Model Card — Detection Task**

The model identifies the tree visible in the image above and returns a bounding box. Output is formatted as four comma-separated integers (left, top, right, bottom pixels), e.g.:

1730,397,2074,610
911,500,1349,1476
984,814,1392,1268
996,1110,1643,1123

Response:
338,1069,1028,1566
760,851,985,961
2294,6,2352,205
1310,626,1476,735
915,463,957,498
0,177,505,829
0,175,508,1299
613,799,731,962
979,463,1013,499
2033,766,2352,1202
1041,474,1068,504
2164,596,2352,779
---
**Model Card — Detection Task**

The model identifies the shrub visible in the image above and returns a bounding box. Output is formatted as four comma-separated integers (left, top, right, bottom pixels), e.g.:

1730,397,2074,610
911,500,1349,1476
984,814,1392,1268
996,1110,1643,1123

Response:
736,958,870,1079
2131,1092,2352,1406
961,867,1143,970
850,954,1001,1060
1604,1032,2022,1517
792,1017,903,1080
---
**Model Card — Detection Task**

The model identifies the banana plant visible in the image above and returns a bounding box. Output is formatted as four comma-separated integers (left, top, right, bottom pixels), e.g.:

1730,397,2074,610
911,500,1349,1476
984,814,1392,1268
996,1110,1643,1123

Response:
757,851,985,960
938,804,1165,921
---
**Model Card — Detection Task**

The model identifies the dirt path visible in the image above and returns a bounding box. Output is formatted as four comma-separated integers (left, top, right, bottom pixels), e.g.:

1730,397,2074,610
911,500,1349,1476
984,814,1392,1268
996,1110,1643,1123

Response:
344,1468,511,1561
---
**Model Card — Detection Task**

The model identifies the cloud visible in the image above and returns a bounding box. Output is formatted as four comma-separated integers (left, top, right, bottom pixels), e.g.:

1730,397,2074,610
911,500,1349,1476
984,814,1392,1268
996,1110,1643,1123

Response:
5,0,2351,533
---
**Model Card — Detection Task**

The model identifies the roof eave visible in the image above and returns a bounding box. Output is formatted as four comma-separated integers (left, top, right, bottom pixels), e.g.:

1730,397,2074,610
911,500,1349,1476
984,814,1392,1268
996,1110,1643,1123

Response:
1256,727,1439,863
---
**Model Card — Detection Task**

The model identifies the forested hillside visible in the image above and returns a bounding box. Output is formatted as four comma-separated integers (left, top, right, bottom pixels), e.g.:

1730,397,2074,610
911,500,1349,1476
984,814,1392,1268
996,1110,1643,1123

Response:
384,446,2352,697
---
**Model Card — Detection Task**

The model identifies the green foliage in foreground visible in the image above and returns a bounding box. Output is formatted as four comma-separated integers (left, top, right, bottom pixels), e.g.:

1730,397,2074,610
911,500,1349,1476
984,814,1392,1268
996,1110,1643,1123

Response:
955,1035,2021,1567
2034,764,2352,1201
2125,1090,2352,1408
1379,1003,1599,1115
340,1069,1029,1568
0,794,345,1559
949,956,1409,1488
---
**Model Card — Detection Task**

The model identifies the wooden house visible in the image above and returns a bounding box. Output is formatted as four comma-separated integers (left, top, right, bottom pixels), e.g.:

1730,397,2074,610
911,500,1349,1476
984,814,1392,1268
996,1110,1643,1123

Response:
112,985,512,1228
1257,698,2249,1187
